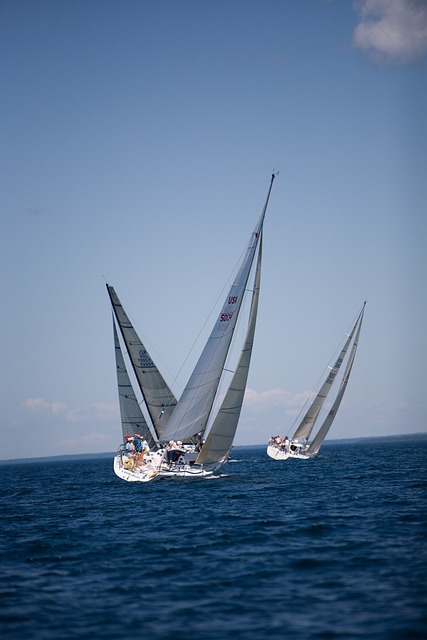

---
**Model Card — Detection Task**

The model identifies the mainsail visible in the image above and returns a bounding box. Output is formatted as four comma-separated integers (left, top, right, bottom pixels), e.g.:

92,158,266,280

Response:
113,320,156,448
107,284,177,441
291,305,365,442
196,236,263,465
159,173,276,444
307,302,365,455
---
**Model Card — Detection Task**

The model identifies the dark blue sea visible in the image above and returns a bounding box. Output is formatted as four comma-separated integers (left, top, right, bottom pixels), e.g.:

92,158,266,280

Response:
1,441,426,639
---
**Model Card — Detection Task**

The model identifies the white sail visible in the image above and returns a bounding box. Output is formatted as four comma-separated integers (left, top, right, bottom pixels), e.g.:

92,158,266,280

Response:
291,317,359,442
196,235,263,465
113,320,156,448
267,302,366,462
110,174,277,482
107,284,177,441
159,174,276,444
307,303,365,455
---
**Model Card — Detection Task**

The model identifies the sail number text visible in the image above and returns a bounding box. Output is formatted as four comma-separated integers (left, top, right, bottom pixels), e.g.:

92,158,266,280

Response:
220,296,238,322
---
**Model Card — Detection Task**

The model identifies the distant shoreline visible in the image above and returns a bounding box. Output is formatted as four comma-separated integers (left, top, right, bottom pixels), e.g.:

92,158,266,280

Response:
1,432,426,465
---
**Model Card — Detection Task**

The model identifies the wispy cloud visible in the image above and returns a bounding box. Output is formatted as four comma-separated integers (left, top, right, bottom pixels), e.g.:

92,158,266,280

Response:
24,398,68,414
57,432,113,449
244,387,311,413
353,0,427,64
65,402,117,423
24,398,117,423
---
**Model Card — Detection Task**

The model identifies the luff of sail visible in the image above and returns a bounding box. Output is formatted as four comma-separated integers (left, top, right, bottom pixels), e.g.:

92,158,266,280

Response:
113,319,156,448
196,235,263,465
291,308,363,442
159,173,276,444
307,302,365,455
107,284,177,440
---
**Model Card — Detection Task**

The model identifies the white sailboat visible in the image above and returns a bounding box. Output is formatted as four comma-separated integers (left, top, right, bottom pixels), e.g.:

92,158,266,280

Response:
109,174,277,481
267,302,366,461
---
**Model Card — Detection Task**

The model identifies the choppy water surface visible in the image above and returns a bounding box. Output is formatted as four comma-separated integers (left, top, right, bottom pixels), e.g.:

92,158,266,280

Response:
1,441,426,639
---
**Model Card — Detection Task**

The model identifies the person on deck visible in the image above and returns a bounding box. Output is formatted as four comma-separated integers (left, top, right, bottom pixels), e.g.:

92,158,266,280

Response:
133,434,143,454
166,440,183,464
125,435,135,454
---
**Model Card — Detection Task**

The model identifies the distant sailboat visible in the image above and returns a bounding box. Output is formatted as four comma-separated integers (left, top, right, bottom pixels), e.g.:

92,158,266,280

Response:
109,174,277,481
267,303,366,461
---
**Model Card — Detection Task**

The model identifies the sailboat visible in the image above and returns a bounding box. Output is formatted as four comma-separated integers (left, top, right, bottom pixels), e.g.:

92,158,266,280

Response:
109,173,277,482
267,302,366,461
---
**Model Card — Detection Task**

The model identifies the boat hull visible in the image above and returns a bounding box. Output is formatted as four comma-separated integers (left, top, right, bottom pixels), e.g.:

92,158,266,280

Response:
113,450,224,482
267,444,311,461
113,451,163,483
157,464,221,479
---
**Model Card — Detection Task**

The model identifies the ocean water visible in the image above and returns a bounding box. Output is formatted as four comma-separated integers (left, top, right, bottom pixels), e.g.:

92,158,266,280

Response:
1,440,426,640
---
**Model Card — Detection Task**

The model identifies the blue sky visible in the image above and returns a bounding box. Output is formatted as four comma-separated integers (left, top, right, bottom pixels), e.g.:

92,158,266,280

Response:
1,0,426,460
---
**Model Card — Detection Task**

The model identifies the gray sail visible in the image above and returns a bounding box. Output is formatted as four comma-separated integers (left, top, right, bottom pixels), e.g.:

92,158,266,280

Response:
107,284,177,440
196,234,263,465
159,173,276,444
308,303,365,455
291,308,363,442
113,319,156,448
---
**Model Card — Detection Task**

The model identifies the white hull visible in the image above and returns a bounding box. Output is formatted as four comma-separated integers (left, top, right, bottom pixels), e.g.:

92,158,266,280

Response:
113,451,164,482
113,449,224,482
266,444,311,461
157,463,222,479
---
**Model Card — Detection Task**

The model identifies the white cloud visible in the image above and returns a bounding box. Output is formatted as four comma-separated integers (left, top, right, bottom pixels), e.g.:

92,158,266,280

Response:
65,402,117,423
24,397,68,414
57,432,113,448
23,398,117,423
244,387,311,413
353,0,427,64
